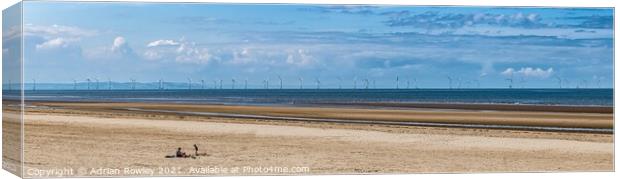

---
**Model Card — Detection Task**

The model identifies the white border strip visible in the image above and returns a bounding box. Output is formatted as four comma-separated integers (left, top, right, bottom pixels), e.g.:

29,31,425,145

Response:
20,0,617,8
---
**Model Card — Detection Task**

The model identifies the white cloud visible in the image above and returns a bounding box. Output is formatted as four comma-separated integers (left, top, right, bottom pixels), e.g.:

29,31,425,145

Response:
23,24,97,51
175,42,212,64
175,48,212,64
83,36,134,60
175,43,188,53
110,36,134,56
502,67,553,78
24,24,97,47
2,25,21,41
501,68,515,76
141,39,320,67
112,36,126,51
36,38,69,50
24,24,97,39
230,48,257,64
143,50,162,60
147,39,179,47
142,38,214,64
519,67,554,78
286,49,315,67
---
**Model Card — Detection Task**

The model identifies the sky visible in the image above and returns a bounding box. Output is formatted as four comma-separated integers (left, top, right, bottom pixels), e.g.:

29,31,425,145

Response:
4,2,614,89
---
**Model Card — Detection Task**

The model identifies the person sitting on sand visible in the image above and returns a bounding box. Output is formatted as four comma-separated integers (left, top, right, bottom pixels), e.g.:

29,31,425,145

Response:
176,147,188,158
194,144,199,156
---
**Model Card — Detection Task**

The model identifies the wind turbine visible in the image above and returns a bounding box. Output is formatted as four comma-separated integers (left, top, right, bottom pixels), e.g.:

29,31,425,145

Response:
32,79,36,91
596,78,601,88
363,79,369,89
406,79,410,89
157,79,163,90
464,80,472,88
109,78,113,90
129,79,136,90
413,78,418,89
86,78,92,90
277,75,283,89
95,78,99,90
581,79,589,88
337,77,342,89
212,80,217,89
263,79,269,89
554,76,562,88
447,76,453,89
353,77,357,89
73,79,77,90
373,80,376,89
564,78,571,89
396,76,400,89
505,78,513,89
244,78,248,89
201,79,205,89
232,78,236,89
187,78,192,90
315,78,321,89
505,73,514,89
298,77,303,89
219,79,223,89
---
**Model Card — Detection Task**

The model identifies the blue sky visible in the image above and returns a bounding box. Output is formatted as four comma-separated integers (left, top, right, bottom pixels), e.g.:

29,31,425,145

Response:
6,2,614,88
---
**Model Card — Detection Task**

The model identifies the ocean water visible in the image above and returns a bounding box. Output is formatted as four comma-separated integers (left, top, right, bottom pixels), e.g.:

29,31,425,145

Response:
8,89,613,106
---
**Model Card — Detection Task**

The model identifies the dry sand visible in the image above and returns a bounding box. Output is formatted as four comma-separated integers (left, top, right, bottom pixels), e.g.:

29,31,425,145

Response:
5,102,614,177
2,106,23,177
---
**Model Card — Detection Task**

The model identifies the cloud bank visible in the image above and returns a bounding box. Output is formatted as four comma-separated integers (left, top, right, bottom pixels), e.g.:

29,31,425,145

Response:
502,67,554,78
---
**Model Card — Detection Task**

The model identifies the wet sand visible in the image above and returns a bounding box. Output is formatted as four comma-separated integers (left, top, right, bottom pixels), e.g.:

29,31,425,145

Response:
31,101,614,129
9,101,615,176
320,101,613,113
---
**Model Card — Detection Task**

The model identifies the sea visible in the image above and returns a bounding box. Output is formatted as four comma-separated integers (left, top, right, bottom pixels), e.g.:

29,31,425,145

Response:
4,89,613,107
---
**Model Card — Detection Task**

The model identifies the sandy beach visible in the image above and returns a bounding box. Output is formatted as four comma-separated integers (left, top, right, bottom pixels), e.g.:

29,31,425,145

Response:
2,101,22,177
7,101,614,177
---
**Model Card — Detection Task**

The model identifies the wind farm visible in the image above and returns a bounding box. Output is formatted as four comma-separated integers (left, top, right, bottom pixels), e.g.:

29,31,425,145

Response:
17,73,613,91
